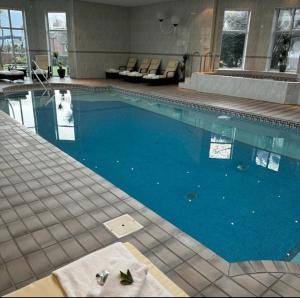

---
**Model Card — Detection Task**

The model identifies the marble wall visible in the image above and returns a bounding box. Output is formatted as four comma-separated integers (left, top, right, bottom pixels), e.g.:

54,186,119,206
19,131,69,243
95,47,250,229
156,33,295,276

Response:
0,0,129,78
2,0,300,78
128,0,215,74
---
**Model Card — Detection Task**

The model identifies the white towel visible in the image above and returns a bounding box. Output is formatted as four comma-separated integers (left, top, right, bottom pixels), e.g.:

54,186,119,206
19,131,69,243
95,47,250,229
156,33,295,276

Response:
53,242,172,297
87,258,148,297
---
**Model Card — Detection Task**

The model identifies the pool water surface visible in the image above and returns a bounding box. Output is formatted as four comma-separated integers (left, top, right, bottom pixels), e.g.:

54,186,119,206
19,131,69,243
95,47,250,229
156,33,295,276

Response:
1,88,300,263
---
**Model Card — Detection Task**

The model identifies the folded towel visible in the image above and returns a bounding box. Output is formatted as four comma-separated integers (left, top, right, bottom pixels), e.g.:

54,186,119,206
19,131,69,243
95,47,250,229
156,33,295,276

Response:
87,258,148,297
54,242,172,297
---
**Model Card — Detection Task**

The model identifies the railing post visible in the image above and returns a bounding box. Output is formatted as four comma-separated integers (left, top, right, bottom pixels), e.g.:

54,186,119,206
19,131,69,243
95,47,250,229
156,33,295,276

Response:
297,56,300,81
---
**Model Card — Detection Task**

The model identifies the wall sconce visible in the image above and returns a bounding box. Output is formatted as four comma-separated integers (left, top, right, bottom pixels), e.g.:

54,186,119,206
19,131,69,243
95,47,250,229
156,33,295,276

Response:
156,12,180,34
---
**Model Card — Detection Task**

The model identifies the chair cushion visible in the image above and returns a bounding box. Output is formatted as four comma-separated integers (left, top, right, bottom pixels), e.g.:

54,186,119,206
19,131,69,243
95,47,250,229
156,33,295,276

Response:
128,71,143,77
119,70,131,76
0,70,24,76
33,69,47,75
106,69,120,74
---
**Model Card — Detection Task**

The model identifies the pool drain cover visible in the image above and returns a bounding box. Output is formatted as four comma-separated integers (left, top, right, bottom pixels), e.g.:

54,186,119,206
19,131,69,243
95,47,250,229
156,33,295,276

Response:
103,214,143,238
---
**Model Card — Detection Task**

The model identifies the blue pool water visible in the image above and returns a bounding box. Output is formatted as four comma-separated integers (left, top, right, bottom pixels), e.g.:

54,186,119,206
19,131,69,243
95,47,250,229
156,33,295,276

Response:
1,89,300,263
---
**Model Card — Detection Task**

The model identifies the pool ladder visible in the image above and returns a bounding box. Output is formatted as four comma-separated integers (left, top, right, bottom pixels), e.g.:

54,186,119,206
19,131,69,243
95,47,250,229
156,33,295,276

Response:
32,60,53,98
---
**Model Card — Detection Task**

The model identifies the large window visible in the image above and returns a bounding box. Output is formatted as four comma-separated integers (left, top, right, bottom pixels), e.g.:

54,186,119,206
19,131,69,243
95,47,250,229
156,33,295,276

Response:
270,9,300,72
219,10,250,69
46,12,69,76
0,9,28,70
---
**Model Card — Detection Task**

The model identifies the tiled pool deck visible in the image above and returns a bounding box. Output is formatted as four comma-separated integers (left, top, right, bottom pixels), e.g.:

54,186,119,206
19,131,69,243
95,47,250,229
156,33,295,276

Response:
1,80,300,297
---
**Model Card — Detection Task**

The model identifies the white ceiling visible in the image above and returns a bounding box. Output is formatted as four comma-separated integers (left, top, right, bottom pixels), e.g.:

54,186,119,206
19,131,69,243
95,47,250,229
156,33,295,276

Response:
80,0,175,7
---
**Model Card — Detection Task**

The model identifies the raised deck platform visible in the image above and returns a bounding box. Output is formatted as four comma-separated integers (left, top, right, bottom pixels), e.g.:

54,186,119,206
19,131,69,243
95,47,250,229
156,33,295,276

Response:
180,72,300,105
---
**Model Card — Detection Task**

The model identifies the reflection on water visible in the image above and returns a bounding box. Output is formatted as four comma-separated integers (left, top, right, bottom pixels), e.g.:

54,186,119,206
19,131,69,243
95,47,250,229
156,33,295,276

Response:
209,125,236,160
4,90,75,142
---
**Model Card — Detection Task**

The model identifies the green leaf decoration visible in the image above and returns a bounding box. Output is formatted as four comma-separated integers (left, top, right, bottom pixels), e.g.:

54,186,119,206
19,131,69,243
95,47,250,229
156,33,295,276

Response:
120,269,134,286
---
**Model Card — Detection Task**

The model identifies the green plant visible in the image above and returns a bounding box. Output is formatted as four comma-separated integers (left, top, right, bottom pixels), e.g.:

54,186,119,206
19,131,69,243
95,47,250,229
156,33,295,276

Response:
53,51,64,69
120,270,134,286
53,51,59,60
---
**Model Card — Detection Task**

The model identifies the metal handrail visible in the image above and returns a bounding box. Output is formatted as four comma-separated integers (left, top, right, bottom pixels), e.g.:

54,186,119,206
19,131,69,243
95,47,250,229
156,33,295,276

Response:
32,60,52,97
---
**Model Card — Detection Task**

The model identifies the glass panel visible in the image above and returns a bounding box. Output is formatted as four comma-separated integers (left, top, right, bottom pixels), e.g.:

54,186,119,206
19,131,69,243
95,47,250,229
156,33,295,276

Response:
0,9,10,28
287,32,300,71
12,30,27,67
48,13,67,30
294,9,300,29
0,29,14,69
10,10,23,29
277,9,293,31
220,32,246,68
49,30,69,76
223,11,249,31
270,32,291,70
49,31,68,56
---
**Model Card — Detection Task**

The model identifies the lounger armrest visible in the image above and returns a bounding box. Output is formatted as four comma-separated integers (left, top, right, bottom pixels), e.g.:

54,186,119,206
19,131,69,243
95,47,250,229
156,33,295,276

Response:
148,68,158,74
119,65,127,70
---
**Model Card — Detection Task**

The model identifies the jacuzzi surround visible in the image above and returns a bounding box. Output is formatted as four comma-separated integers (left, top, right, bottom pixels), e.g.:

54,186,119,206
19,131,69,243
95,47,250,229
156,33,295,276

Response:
180,73,300,105
1,84,300,297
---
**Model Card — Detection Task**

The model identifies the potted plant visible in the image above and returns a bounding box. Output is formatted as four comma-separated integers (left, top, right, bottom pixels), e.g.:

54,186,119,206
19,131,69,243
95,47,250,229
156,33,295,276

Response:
278,34,291,73
57,61,66,79
53,51,66,79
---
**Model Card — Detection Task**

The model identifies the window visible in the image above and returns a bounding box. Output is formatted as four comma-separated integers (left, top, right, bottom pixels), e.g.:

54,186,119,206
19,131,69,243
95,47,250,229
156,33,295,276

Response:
219,10,250,69
46,12,69,76
270,9,300,72
0,9,28,70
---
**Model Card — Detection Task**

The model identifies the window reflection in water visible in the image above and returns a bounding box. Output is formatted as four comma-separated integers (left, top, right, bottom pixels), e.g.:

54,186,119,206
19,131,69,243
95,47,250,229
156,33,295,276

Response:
255,138,284,172
209,125,236,160
8,91,36,133
54,90,75,141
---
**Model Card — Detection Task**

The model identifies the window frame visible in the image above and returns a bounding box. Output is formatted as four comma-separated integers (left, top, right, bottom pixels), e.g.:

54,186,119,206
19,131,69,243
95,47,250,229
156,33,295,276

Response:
45,11,69,76
269,7,300,72
219,9,252,70
0,8,30,70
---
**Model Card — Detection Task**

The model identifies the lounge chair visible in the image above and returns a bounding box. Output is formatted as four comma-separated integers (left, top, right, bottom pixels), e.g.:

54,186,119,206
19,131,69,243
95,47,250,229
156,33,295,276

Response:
106,58,138,79
6,243,188,297
0,69,25,82
120,58,151,82
125,58,161,83
143,60,179,85
32,55,51,81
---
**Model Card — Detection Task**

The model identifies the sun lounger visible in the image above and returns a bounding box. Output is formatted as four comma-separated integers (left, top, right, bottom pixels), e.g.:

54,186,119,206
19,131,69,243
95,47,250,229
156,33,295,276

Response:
106,58,138,79
33,55,51,78
126,58,161,83
143,60,179,85
119,58,151,81
5,243,188,297
0,70,25,82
